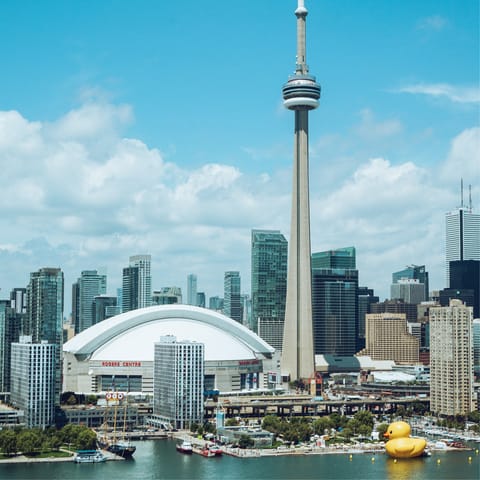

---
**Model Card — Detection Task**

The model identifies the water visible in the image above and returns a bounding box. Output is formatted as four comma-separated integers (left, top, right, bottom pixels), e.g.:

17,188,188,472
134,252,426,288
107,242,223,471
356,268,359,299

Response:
0,440,478,480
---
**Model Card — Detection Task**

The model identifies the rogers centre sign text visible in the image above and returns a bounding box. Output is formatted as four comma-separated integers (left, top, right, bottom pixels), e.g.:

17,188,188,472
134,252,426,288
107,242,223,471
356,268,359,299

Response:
101,361,142,367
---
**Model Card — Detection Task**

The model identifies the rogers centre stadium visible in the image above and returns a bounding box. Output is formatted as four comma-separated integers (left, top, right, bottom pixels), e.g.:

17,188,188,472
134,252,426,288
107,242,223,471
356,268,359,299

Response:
63,305,276,394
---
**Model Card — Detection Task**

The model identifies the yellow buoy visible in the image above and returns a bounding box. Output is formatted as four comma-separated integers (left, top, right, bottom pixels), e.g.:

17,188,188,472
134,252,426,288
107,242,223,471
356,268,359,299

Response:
437,459,441,464
371,457,375,462
349,454,352,461
468,457,472,462
393,459,397,463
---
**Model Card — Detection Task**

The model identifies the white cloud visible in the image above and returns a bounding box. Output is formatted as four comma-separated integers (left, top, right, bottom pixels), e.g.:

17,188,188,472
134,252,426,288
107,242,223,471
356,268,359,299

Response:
397,83,480,104
417,15,448,31
354,109,403,141
49,102,133,141
440,127,480,184
0,101,475,308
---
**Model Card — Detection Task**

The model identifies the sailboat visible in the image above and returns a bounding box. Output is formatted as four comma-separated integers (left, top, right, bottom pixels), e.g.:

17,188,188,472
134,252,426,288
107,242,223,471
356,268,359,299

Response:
98,391,136,458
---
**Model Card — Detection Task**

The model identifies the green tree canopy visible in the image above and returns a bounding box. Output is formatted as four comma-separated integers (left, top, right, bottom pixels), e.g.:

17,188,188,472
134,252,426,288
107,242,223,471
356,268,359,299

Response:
0,429,18,455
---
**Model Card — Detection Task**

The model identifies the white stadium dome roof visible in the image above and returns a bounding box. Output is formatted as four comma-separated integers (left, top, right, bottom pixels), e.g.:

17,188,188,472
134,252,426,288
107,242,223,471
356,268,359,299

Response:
64,305,274,362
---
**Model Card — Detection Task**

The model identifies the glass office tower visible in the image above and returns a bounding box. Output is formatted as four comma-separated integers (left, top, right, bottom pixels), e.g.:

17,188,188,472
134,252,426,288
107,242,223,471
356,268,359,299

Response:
251,229,288,338
312,249,359,356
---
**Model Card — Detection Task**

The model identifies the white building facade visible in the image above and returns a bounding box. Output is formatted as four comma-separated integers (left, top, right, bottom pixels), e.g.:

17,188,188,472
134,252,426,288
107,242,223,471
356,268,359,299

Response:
153,336,204,429
430,299,475,416
10,337,56,428
445,207,480,286
63,305,275,395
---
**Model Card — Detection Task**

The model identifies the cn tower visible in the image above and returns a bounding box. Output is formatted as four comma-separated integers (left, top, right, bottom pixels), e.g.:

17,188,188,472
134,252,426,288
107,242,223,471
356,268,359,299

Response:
281,0,320,381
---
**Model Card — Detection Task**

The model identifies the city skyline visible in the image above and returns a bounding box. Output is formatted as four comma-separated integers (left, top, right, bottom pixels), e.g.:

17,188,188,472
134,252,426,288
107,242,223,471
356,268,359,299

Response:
0,1,478,307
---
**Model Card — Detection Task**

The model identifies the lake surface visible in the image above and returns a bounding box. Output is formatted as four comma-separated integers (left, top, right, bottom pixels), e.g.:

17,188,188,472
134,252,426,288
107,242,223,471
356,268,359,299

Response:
0,439,478,480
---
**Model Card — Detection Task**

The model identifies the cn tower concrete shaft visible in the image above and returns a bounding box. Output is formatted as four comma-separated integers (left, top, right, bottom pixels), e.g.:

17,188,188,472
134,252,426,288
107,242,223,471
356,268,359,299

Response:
281,0,320,381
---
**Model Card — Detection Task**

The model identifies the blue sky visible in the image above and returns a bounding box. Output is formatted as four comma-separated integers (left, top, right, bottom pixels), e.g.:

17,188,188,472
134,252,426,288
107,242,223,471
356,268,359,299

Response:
0,0,478,311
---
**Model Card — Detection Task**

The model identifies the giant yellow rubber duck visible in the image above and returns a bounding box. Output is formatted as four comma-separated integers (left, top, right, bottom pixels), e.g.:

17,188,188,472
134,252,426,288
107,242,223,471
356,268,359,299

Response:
383,421,427,458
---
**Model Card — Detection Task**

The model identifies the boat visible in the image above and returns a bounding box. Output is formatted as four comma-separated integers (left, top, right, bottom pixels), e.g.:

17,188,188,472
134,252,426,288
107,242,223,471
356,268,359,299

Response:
98,392,136,458
74,449,107,463
176,440,193,454
199,446,216,457
206,443,223,456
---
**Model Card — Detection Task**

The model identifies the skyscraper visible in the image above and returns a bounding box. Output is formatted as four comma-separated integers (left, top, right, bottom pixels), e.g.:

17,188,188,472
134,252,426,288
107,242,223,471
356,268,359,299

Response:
153,335,204,429
0,299,23,393
25,267,64,406
26,268,64,346
282,0,320,381
445,200,480,286
312,247,355,269
73,269,107,334
251,229,288,336
187,274,197,306
10,337,57,428
392,265,429,300
122,255,152,312
449,260,480,318
312,259,359,356
430,299,475,416
224,271,242,323
357,287,379,351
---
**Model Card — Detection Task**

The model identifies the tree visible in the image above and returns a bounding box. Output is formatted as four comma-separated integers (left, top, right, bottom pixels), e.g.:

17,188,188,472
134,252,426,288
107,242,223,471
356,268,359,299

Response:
312,417,333,436
17,430,42,455
354,410,374,429
0,429,18,455
77,429,97,450
238,434,254,449
225,418,239,427
376,423,389,438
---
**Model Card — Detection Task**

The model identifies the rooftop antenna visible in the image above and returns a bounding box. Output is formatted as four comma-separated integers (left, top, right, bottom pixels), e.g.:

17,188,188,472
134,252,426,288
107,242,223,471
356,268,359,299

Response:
460,178,464,208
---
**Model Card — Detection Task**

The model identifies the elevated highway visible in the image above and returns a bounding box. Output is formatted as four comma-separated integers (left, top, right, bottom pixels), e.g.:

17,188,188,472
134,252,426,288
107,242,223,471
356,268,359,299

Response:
204,395,429,419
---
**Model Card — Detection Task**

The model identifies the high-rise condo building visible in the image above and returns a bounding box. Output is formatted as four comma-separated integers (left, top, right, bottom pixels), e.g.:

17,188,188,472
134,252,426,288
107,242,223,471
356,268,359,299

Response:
282,0,320,381
358,313,419,364
122,255,152,312
430,299,475,416
73,269,107,334
251,229,288,336
26,267,64,345
224,271,242,323
0,299,23,393
153,335,204,429
187,274,198,306
392,265,429,301
445,198,480,286
10,337,56,428
473,319,480,378
25,267,64,407
312,262,359,356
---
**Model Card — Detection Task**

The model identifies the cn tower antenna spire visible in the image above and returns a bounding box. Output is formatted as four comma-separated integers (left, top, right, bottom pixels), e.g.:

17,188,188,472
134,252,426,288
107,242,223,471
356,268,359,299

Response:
295,0,308,75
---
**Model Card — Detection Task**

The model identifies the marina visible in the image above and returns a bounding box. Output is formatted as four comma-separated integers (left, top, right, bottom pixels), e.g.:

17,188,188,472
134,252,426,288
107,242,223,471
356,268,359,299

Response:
1,439,478,480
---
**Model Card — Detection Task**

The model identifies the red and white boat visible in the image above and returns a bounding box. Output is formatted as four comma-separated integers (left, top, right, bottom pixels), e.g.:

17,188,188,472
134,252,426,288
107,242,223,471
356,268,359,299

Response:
176,440,193,454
